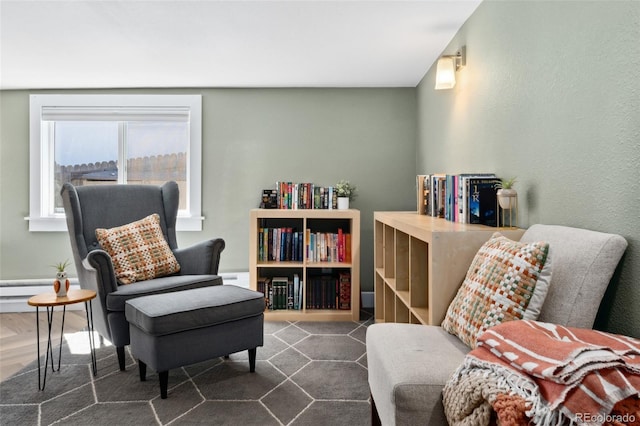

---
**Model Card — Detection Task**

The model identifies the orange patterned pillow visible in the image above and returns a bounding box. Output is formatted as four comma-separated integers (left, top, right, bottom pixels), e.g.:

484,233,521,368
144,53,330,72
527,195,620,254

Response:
95,214,180,284
441,232,551,348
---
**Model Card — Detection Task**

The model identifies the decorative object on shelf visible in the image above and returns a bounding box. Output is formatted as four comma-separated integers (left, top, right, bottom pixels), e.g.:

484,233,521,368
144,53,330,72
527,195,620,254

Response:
335,180,357,210
260,189,278,209
52,259,71,297
495,177,518,228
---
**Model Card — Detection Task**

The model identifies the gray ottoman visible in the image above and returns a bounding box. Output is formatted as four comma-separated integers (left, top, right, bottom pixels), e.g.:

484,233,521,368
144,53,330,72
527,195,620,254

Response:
125,285,264,399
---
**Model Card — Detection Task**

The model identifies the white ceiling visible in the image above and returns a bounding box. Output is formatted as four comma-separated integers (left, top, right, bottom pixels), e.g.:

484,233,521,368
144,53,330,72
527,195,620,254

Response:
0,0,481,90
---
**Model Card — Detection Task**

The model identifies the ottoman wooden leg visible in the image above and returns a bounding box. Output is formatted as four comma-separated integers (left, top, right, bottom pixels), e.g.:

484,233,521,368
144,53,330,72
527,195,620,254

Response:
248,348,257,372
138,360,147,381
117,346,126,371
159,371,169,399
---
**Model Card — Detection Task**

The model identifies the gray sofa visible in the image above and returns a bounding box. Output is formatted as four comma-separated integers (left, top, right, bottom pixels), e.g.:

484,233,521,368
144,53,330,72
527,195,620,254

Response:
61,181,225,371
366,224,627,425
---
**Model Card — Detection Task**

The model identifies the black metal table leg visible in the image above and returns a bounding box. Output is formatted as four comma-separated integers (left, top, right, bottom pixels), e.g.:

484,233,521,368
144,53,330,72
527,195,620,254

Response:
35,306,42,390
85,300,97,376
37,305,63,391
57,306,66,371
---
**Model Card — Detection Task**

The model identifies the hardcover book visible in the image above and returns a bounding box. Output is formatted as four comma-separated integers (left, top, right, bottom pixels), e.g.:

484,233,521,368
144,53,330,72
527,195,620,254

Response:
339,272,351,310
468,178,500,227
261,189,278,209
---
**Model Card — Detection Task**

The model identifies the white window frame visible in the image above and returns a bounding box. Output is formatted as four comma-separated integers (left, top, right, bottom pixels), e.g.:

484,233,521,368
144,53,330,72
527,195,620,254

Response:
27,94,204,231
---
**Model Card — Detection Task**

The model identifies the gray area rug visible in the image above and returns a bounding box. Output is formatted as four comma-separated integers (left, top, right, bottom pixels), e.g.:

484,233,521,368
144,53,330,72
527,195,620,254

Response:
0,316,373,425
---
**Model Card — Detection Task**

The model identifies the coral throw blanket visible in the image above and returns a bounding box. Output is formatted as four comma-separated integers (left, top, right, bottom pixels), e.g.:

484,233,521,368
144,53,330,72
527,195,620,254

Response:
443,320,640,425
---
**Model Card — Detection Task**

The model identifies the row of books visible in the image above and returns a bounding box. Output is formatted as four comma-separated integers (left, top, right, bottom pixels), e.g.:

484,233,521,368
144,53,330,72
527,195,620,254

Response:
258,227,352,263
257,272,351,310
261,182,340,210
258,275,304,310
417,174,502,226
258,227,304,262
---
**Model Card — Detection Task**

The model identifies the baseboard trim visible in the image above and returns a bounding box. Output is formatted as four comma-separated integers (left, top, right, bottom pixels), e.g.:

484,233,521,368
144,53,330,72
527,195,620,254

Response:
0,273,372,312
0,279,83,312
361,291,374,309
0,272,251,313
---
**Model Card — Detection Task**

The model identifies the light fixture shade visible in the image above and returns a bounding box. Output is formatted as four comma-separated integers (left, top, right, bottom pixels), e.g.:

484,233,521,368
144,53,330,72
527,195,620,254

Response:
435,57,456,90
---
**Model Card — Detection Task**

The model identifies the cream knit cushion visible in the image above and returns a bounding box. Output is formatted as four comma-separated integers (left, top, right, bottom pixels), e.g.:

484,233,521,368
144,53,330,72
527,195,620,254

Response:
96,213,180,284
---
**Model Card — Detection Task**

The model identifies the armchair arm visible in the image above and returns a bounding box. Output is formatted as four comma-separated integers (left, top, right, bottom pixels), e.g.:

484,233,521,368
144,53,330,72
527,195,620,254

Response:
84,249,120,296
174,238,225,275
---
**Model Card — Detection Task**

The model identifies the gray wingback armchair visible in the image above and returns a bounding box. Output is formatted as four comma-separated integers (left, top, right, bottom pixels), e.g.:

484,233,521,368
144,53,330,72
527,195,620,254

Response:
61,181,225,371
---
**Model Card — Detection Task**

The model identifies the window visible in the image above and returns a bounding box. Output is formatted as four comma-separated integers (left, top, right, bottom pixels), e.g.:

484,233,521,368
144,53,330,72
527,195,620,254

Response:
28,94,203,231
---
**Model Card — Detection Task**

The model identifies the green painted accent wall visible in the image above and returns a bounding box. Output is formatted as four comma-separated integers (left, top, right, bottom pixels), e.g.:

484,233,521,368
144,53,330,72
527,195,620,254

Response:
0,88,418,293
416,1,640,337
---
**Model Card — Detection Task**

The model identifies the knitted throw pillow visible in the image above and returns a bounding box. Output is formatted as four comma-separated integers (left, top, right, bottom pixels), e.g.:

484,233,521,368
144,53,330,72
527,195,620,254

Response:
95,213,180,284
441,232,551,348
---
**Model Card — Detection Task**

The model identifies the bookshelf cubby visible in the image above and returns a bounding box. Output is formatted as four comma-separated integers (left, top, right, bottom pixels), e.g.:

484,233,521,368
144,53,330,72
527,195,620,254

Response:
374,212,524,325
249,208,360,321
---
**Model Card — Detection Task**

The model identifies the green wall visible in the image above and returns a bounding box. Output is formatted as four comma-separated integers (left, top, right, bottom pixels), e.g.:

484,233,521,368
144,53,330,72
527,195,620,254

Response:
416,1,640,337
0,88,418,293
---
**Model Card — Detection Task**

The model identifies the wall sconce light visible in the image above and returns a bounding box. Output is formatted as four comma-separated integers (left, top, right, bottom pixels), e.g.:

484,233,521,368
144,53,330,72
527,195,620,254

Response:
434,46,466,90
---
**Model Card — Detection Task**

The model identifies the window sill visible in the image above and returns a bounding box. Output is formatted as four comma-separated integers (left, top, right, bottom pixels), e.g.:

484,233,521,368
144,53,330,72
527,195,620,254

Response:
25,215,204,232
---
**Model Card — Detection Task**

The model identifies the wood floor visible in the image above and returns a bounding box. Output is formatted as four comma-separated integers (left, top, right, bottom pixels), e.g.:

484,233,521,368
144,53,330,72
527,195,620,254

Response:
0,311,88,382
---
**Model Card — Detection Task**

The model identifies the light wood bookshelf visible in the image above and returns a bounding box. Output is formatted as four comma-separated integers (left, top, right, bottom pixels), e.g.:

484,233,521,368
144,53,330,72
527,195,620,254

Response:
374,212,525,325
249,208,360,321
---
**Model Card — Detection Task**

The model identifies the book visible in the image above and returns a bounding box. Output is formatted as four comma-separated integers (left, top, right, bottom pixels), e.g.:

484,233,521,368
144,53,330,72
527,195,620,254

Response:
271,277,289,310
338,272,351,310
416,175,429,215
257,277,271,309
260,189,278,209
434,174,446,218
467,177,500,227
287,279,294,309
458,174,496,223
293,274,301,310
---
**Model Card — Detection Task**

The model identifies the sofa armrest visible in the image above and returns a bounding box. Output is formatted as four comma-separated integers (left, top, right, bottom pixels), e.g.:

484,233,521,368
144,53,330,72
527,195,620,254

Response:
174,238,225,275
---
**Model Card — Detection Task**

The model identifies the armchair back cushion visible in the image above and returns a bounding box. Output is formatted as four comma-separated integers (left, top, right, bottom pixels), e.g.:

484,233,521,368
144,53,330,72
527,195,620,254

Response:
65,182,179,261
520,224,628,329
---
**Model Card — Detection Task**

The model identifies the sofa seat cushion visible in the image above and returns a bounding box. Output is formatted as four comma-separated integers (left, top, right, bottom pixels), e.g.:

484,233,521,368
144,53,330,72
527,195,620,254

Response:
106,274,222,312
367,323,471,425
125,285,265,336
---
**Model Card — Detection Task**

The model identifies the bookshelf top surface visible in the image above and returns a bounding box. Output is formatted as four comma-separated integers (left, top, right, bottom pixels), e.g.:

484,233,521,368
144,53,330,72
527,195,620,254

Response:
374,211,521,234
251,208,360,219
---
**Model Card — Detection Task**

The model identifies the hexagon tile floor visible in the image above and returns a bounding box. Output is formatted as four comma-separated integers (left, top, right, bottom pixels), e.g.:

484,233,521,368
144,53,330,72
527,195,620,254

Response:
0,316,373,426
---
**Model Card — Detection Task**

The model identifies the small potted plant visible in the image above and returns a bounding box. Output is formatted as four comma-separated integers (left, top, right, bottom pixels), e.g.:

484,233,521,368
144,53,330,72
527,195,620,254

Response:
335,180,357,209
495,177,517,209
52,259,71,297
